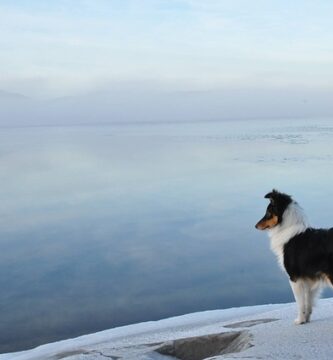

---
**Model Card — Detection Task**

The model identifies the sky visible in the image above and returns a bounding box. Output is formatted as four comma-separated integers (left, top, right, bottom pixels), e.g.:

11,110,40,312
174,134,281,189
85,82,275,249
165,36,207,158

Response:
1,0,333,99
1,0,333,124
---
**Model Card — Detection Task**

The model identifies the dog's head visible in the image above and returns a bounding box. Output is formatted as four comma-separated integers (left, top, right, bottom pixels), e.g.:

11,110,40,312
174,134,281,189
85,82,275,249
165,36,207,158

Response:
255,189,293,230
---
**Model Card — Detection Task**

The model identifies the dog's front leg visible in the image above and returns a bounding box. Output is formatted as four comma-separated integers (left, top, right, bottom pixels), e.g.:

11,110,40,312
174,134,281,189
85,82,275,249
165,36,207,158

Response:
289,279,307,324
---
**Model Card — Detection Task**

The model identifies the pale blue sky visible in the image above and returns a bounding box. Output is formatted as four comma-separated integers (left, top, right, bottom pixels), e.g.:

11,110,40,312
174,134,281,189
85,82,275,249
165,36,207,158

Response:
1,0,333,98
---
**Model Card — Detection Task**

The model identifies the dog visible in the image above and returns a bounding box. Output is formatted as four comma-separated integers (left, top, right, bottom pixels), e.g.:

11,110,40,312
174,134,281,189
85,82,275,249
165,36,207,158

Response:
255,189,333,324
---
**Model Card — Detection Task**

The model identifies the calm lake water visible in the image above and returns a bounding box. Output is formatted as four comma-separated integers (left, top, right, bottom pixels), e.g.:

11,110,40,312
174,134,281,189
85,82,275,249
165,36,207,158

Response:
2,118,333,352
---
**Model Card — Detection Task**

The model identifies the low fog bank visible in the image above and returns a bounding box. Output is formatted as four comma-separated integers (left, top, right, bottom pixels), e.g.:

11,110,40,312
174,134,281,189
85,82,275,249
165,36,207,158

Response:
1,87,333,127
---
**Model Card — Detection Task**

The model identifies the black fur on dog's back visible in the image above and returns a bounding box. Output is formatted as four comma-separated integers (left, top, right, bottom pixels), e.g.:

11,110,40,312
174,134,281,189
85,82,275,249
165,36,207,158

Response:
284,228,333,283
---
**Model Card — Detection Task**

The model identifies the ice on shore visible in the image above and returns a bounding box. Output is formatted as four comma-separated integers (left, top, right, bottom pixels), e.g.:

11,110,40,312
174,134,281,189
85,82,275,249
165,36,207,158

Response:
3,298,333,360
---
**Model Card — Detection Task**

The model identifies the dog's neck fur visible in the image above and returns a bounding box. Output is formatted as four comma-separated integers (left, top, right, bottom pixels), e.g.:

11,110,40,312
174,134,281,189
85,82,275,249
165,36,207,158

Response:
268,201,309,268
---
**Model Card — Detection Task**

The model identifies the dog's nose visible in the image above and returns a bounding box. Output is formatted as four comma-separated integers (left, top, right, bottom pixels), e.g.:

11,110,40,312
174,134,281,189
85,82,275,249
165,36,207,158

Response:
255,222,261,229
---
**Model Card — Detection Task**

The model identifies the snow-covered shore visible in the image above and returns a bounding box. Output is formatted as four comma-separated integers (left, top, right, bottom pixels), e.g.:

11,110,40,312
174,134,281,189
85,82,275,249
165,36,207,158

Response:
3,298,333,360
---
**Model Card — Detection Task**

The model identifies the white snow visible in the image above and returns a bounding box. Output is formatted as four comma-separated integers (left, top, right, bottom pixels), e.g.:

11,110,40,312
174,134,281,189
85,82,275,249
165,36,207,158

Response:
3,298,333,360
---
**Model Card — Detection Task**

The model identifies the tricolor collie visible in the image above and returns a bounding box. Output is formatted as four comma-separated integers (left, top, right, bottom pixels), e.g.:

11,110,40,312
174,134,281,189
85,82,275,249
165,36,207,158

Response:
256,189,333,325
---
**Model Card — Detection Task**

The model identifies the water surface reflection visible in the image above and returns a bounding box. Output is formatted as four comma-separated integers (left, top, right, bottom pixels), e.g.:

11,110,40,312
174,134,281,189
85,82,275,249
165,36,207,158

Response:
1,119,333,352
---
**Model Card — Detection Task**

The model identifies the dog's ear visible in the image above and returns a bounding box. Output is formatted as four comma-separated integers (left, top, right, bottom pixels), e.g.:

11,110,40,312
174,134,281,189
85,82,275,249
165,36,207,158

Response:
264,189,279,204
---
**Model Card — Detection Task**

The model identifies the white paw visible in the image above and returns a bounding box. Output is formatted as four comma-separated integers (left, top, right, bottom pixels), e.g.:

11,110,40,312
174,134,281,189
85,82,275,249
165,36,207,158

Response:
294,317,306,325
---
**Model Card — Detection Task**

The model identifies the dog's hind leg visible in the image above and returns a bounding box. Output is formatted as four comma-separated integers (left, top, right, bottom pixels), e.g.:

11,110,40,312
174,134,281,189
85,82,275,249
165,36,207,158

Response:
306,280,323,322
290,279,308,325
303,280,318,323
304,280,312,323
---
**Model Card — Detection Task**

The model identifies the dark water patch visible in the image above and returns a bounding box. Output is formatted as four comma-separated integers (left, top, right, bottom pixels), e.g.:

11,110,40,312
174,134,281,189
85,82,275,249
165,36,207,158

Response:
156,331,252,360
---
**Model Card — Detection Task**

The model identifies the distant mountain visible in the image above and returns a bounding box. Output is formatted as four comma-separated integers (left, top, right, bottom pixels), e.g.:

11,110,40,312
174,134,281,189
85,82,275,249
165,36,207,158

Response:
0,90,28,100
0,86,333,127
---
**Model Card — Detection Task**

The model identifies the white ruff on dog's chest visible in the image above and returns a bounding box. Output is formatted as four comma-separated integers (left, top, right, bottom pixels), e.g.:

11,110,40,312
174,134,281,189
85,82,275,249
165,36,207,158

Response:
268,202,308,269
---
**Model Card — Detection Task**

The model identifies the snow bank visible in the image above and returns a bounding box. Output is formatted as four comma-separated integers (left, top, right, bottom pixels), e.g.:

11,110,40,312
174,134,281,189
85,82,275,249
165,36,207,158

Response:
2,298,333,359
